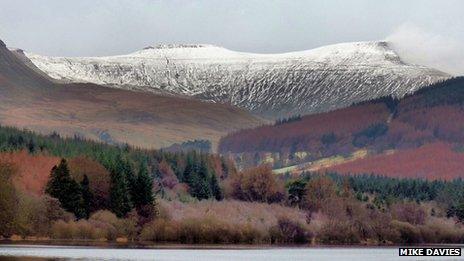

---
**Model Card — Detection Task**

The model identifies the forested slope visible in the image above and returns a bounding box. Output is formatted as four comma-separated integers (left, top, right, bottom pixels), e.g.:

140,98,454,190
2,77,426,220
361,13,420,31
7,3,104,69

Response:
219,77,464,179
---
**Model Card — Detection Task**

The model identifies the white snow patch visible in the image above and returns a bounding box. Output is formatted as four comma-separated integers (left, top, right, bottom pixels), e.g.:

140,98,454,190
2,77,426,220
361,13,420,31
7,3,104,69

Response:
25,41,450,118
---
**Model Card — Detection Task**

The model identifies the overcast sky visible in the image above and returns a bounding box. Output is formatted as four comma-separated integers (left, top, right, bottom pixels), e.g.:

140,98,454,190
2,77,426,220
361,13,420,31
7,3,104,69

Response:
0,0,463,74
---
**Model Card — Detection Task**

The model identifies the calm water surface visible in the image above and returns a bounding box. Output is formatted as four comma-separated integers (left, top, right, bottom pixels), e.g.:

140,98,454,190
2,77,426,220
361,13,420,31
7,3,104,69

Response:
0,244,462,261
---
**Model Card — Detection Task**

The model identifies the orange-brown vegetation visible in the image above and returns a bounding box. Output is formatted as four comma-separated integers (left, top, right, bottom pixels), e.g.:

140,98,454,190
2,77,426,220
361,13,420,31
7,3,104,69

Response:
219,78,464,180
157,160,179,190
3,153,464,244
396,105,464,143
51,210,137,241
0,151,113,198
220,103,389,153
225,165,285,203
391,202,426,225
326,142,464,180
139,199,311,244
0,150,59,195
304,176,337,212
68,156,111,209
312,194,464,244
159,199,307,231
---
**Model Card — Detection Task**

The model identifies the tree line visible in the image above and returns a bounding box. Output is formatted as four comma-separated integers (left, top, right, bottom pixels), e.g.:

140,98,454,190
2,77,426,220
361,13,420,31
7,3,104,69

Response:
3,123,464,244
0,125,230,212
285,171,464,223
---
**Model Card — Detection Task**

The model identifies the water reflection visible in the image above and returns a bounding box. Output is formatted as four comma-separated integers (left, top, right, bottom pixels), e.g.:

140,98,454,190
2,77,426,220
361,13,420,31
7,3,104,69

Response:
0,244,461,261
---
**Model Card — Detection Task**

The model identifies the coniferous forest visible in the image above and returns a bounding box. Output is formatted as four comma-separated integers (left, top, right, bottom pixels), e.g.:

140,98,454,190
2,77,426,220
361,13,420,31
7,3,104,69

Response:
2,124,464,244
2,3,464,259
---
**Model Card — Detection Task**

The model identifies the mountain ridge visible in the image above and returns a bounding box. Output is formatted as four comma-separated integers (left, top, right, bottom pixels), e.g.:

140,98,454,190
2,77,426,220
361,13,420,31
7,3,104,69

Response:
218,76,464,180
23,41,450,118
0,39,263,149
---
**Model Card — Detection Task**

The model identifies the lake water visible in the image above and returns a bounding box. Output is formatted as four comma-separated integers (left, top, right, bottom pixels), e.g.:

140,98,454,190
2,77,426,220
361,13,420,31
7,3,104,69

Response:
0,244,462,261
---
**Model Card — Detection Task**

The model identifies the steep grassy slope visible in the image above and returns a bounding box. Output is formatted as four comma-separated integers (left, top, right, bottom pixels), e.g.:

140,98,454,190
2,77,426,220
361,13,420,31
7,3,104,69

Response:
0,39,263,149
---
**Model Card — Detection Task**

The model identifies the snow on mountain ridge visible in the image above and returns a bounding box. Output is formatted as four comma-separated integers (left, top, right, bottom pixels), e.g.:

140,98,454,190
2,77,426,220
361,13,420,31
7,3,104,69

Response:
143,44,217,49
24,41,450,118
130,41,398,61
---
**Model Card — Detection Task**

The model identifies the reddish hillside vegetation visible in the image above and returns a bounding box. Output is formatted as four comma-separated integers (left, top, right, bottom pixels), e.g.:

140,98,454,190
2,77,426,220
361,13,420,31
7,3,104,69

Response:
0,151,111,197
220,78,464,173
0,151,59,195
219,103,389,153
325,142,464,180
221,78,464,154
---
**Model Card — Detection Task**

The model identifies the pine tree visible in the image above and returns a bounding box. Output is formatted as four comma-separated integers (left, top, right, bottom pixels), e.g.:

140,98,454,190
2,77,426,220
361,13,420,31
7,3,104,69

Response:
455,199,464,223
188,158,212,200
287,179,307,206
182,152,198,183
210,173,223,200
109,156,132,218
27,138,36,153
80,175,93,218
136,160,154,208
45,159,85,218
121,158,138,206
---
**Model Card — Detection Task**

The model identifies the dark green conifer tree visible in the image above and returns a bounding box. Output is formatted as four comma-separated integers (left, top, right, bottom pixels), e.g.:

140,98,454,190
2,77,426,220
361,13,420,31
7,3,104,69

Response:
454,199,464,223
136,160,154,208
121,158,138,206
46,159,85,218
80,175,93,218
109,156,132,218
188,157,212,200
210,173,223,200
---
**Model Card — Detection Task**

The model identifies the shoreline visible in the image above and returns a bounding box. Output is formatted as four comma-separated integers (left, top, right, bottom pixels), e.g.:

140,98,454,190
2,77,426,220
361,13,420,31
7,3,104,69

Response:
1,241,463,250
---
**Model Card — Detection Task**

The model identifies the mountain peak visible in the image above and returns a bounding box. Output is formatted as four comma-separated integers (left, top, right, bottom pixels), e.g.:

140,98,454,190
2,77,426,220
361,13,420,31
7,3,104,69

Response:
143,44,217,50
9,48,25,54
25,40,449,118
0,39,6,48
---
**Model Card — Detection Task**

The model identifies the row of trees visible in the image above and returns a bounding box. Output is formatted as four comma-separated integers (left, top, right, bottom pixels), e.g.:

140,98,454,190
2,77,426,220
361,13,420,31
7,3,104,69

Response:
43,152,227,220
286,171,464,222
46,158,154,219
3,154,464,244
0,125,233,203
274,115,302,125
0,125,235,237
46,159,91,219
182,153,222,200
3,122,464,243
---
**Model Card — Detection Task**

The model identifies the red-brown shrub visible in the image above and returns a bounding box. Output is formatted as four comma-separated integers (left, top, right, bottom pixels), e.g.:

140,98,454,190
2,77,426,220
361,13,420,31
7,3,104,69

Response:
227,165,285,203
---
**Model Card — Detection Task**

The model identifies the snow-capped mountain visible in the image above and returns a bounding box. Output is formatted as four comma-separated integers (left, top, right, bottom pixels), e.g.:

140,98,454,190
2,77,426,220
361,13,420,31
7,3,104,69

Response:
0,38,262,149
24,41,449,118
